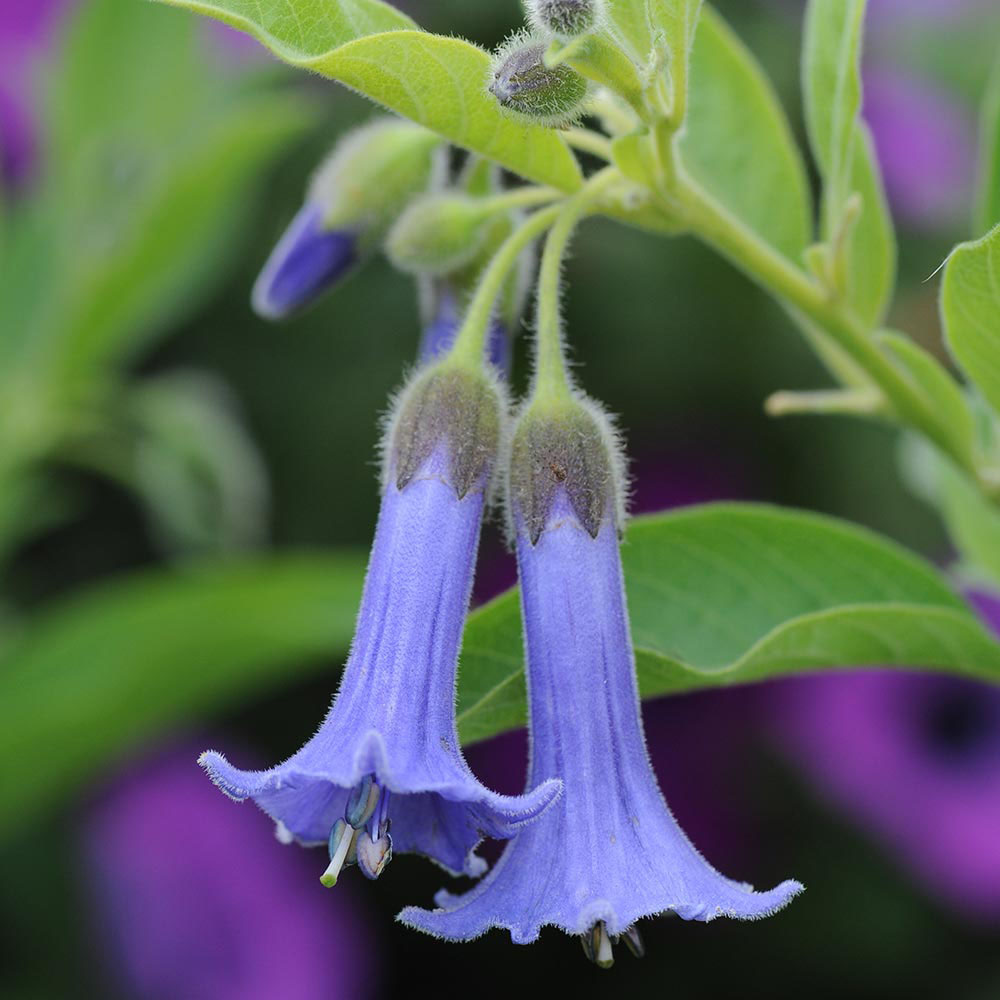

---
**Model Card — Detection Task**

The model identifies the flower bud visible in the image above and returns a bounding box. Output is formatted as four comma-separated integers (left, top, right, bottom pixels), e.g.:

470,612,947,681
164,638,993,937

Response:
252,118,440,319
385,194,495,277
508,394,625,544
527,0,602,40
387,363,504,499
489,34,588,127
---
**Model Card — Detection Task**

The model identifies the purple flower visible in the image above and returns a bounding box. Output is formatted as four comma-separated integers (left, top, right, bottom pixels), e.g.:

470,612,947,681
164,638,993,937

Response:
401,398,802,963
774,589,1000,922
419,282,510,373
0,0,71,186
251,202,359,320
251,119,439,320
202,362,559,884
86,746,377,1000
862,67,976,228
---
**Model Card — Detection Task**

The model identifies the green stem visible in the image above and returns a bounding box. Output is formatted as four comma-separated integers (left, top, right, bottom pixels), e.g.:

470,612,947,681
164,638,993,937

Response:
675,172,976,478
562,127,614,161
481,186,564,214
447,205,563,369
534,166,622,402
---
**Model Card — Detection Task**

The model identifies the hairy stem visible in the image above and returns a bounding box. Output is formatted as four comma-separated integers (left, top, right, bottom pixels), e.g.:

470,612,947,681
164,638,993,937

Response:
534,166,622,402
674,171,978,481
448,205,563,369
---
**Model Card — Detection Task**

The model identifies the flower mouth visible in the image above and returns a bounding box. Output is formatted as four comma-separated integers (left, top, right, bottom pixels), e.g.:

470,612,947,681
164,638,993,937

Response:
321,774,393,887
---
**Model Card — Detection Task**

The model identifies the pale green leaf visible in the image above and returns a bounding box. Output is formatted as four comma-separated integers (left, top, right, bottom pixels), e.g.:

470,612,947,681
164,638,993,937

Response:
942,223,1000,417
845,122,896,327
152,0,584,191
803,0,866,231
312,33,583,191
975,51,1000,235
0,555,365,840
456,503,1000,743
604,0,656,61
878,330,975,467
939,458,1000,587
680,6,811,262
152,0,415,58
803,0,895,326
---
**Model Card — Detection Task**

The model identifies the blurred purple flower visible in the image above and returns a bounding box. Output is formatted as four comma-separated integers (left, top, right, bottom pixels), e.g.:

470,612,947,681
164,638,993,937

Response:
775,589,1000,922
862,67,976,228
86,746,377,1000
0,0,72,185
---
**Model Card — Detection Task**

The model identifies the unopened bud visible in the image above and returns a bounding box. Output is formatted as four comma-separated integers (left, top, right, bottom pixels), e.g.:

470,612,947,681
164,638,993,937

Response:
252,118,440,319
388,363,504,499
489,35,588,127
527,0,602,39
386,194,495,277
508,393,624,544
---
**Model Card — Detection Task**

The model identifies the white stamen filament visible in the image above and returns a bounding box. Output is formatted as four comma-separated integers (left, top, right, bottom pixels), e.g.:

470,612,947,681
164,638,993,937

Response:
320,824,356,888
596,925,613,968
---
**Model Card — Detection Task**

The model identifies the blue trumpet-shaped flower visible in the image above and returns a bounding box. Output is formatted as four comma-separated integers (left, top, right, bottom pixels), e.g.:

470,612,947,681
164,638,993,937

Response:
401,397,802,961
202,363,560,883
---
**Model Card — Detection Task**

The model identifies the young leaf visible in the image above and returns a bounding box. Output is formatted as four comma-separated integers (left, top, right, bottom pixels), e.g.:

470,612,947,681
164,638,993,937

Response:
603,0,655,61
0,555,366,840
803,0,866,232
803,0,895,326
975,51,1000,235
152,0,584,191
680,6,811,262
647,0,703,119
456,503,1000,743
938,458,1000,588
153,0,415,57
877,330,975,466
941,223,1000,417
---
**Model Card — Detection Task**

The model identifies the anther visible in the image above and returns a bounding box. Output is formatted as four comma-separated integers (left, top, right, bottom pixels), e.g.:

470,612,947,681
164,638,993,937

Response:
580,920,614,968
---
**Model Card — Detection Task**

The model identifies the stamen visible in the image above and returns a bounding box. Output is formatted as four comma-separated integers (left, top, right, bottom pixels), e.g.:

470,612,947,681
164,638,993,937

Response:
345,774,381,829
356,828,393,880
320,819,357,888
618,924,645,959
372,786,392,839
580,921,614,969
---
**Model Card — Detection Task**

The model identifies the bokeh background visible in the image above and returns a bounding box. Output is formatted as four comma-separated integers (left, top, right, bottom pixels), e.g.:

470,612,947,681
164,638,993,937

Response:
2,0,1000,996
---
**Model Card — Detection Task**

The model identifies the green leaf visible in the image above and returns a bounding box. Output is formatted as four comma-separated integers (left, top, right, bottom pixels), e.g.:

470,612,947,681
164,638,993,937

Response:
803,0,866,232
941,223,1000,417
0,555,365,840
844,122,896,327
1,0,312,377
938,458,1000,587
975,51,1000,236
152,0,584,191
456,503,1000,743
680,6,812,262
802,0,895,325
604,0,656,60
153,0,414,57
877,330,975,467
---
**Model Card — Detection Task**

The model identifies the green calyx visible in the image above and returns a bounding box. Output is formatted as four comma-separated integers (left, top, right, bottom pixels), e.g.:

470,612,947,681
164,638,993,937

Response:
508,396,619,544
489,34,589,127
310,119,441,246
390,363,503,499
386,194,496,277
528,0,602,39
